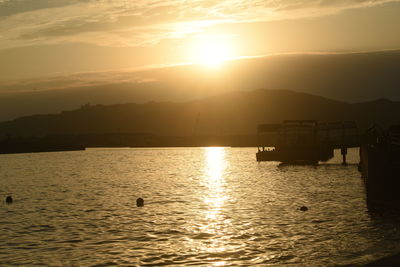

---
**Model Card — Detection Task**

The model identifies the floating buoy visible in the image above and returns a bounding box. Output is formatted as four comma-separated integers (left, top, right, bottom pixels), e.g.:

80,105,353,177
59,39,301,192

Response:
299,206,308,211
5,196,13,204
136,198,144,207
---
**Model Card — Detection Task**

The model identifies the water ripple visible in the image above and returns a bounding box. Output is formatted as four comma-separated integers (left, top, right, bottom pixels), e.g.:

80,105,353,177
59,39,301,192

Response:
1,148,400,266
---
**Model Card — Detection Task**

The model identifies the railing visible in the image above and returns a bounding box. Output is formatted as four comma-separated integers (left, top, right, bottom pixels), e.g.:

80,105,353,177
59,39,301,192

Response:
257,120,359,149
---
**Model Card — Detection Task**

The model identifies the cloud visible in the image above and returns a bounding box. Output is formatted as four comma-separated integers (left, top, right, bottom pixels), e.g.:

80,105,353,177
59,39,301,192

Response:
0,0,89,18
0,68,156,93
0,0,398,50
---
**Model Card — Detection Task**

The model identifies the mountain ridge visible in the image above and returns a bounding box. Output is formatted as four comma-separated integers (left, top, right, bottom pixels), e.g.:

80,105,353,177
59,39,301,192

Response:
0,49,399,121
1,89,399,139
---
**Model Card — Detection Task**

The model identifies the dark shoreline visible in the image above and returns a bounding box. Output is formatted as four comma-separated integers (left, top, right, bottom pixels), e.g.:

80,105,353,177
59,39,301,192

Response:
363,253,400,266
0,133,260,154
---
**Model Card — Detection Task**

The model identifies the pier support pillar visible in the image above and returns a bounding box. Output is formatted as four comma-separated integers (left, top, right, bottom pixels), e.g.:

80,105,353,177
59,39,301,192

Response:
341,147,348,165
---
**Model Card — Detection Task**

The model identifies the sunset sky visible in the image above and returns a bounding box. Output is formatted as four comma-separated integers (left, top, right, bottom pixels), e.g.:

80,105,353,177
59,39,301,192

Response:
1,0,400,82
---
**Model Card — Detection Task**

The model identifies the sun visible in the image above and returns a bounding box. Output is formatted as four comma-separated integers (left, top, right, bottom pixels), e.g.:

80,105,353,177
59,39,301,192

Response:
191,35,233,68
196,42,229,67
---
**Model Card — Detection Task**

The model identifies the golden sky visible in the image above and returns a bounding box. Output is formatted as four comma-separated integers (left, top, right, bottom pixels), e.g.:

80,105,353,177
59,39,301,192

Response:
0,0,400,81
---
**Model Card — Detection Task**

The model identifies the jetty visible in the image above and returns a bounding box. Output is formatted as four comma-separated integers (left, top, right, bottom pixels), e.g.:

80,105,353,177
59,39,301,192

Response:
256,120,359,164
0,135,85,154
256,120,400,208
359,124,400,208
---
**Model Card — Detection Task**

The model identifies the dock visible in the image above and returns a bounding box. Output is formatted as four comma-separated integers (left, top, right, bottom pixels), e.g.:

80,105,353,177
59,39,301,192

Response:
257,120,400,208
359,124,400,208
256,120,359,164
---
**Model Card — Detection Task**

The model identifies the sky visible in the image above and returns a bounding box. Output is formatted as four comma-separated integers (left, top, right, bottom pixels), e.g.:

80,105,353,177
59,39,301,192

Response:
1,0,400,82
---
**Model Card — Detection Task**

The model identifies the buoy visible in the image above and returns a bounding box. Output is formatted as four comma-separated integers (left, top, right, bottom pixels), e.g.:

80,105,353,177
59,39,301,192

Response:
299,206,308,211
136,198,144,207
5,196,13,204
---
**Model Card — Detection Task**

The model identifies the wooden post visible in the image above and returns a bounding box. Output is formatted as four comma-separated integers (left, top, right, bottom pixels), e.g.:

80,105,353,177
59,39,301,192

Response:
341,147,348,165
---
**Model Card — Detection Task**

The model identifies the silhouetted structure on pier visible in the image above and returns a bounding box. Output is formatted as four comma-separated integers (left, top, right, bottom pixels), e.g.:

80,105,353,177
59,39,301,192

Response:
256,120,359,164
359,124,400,208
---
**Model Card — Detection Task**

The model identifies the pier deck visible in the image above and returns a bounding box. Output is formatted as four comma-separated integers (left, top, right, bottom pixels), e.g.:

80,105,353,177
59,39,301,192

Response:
256,120,359,163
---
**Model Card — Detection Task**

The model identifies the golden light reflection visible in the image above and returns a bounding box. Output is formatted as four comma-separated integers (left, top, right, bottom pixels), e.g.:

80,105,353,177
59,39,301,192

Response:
183,147,239,265
199,147,231,253
203,147,228,216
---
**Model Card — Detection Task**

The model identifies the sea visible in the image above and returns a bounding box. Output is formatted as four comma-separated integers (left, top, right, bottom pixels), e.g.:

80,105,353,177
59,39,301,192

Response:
1,147,400,266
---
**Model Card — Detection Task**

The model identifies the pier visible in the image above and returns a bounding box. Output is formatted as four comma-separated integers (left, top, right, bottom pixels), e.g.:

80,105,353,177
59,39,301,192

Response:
256,120,359,164
257,120,400,209
359,124,400,208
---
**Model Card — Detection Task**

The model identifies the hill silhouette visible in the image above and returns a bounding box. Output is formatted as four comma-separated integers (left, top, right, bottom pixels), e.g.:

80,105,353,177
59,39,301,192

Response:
0,49,399,121
0,89,399,141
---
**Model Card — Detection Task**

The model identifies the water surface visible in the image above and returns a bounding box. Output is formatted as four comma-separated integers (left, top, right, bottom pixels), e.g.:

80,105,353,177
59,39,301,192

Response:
1,147,400,266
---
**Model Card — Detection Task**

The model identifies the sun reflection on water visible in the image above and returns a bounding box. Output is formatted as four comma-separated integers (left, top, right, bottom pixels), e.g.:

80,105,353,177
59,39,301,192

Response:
183,147,243,265
203,147,228,218
188,147,237,264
